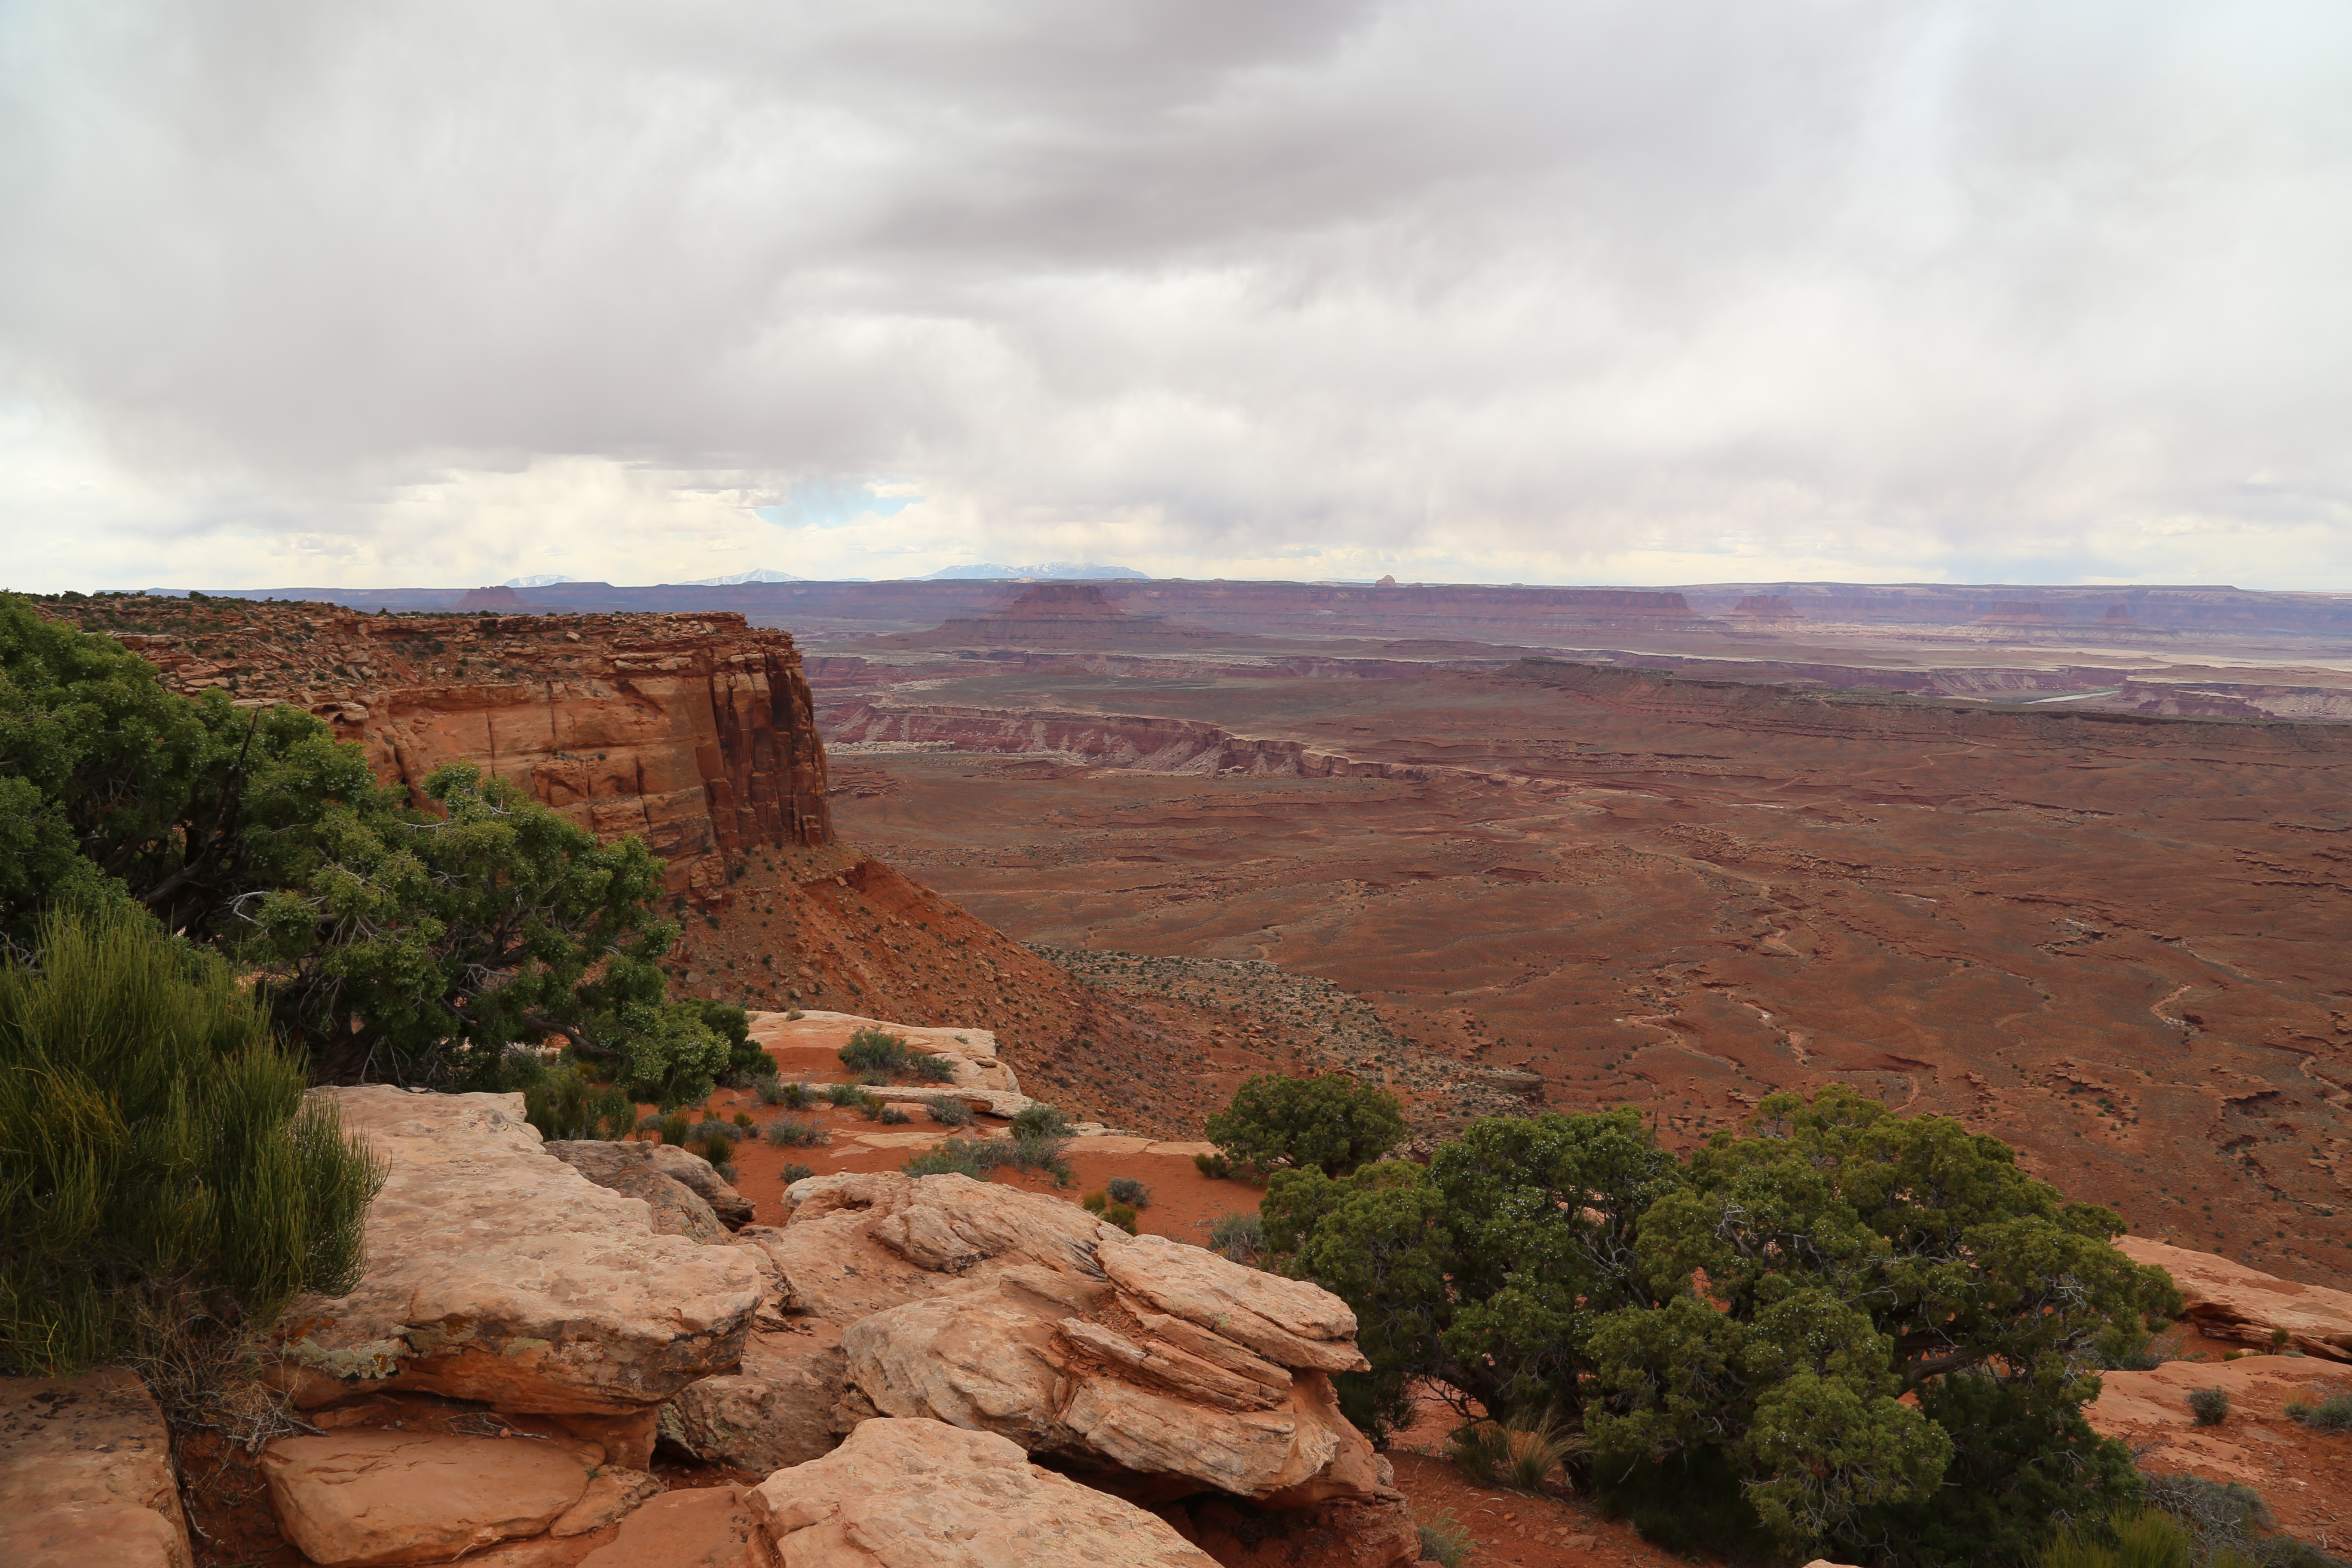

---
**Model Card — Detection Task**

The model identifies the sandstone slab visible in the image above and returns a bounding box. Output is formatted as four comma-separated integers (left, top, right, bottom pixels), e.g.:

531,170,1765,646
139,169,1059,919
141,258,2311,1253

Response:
577,1485,771,1568
279,1088,761,1415
2116,1236,2352,1361
548,1139,755,1231
748,1416,1217,1567
0,1367,191,1568
259,1429,600,1567
662,1321,849,1473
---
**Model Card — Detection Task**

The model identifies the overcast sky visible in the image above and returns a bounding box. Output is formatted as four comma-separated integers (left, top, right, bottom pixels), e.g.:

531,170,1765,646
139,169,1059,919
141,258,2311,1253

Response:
3,0,2349,591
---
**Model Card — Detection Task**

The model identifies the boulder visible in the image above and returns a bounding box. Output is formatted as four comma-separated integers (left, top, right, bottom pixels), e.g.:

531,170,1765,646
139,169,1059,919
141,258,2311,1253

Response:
547,1139,755,1231
577,1485,770,1568
662,1320,849,1473
747,1416,1219,1567
257,1429,604,1567
591,1165,729,1243
0,1367,192,1568
747,1010,1021,1094
277,1088,761,1415
2115,1236,2352,1361
746,1171,1123,1323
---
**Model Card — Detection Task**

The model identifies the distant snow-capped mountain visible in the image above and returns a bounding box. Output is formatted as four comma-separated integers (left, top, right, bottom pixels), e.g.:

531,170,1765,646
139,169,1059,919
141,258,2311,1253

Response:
503,574,582,587
680,567,805,585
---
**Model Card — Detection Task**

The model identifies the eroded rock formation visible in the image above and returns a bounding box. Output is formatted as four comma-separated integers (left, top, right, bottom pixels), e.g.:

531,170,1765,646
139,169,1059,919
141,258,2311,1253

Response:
0,1366,193,1568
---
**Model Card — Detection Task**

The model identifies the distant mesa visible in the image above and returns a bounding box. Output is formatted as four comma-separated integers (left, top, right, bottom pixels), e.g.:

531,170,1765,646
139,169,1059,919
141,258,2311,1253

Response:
455,584,536,610
1976,601,2049,623
922,562,1149,581
1376,574,1398,588
503,573,582,588
868,582,1228,651
2103,603,2133,623
1730,594,1801,619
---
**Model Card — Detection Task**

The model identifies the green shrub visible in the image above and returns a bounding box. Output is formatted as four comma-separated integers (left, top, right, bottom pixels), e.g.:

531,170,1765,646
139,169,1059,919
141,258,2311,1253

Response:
1448,1407,1584,1493
1414,1509,1474,1568
2285,1391,2352,1433
780,1161,815,1184
0,910,383,1376
1194,1151,1235,1179
1106,1176,1152,1208
523,1065,635,1141
878,1106,911,1125
2040,1508,2199,1568
824,1082,875,1109
657,1111,692,1147
1011,1102,1074,1139
923,1095,974,1126
1267,1089,2181,1565
904,1139,991,1178
903,1135,1069,1184
732,1111,755,1131
911,1052,957,1083
1083,1189,1107,1212
1104,1201,1139,1234
1205,1210,1265,1265
1205,1072,1405,1179
2187,1387,2230,1426
764,1116,828,1147
839,1027,910,1076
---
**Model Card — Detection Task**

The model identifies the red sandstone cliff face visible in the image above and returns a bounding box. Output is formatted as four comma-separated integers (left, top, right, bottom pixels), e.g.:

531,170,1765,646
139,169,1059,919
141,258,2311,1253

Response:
60,600,830,896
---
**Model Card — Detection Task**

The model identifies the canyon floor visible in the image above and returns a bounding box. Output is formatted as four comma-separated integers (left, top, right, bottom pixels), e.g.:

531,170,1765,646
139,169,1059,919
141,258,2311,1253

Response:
816,647,2352,1286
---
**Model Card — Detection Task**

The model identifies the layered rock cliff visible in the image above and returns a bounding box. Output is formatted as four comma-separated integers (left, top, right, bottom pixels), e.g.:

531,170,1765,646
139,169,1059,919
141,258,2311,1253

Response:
48,597,830,896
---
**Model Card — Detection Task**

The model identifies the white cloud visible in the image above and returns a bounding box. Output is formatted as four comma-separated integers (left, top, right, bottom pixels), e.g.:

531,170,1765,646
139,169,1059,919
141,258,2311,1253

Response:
2,0,2349,591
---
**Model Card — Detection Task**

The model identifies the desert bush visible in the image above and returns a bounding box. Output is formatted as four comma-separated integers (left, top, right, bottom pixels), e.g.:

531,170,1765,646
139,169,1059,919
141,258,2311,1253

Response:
1448,1406,1586,1494
911,1052,957,1083
1205,1210,1265,1265
2039,1507,2199,1568
1011,1102,1074,1139
2284,1391,2352,1433
1264,1088,2183,1565
1104,1201,1139,1234
657,1111,692,1147
824,1082,876,1109
1083,1189,1107,1212
839,1027,910,1076
2138,1472,2336,1567
904,1139,991,1179
1206,1072,1405,1179
1414,1509,1474,1568
903,1135,1069,1184
1106,1175,1152,1208
523,1065,635,1141
763,1116,828,1147
1194,1151,1235,1179
878,1106,910,1125
2187,1387,2231,1426
923,1095,974,1126
732,1111,755,1131
780,1161,815,1184
0,909,383,1376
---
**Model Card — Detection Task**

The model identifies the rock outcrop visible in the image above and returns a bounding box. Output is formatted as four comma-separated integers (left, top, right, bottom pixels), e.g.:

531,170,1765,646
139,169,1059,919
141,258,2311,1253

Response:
277,1089,762,1416
746,1417,1219,1568
662,1320,849,1474
545,1139,755,1234
0,1367,193,1568
748,1009,1021,1095
2117,1237,2352,1361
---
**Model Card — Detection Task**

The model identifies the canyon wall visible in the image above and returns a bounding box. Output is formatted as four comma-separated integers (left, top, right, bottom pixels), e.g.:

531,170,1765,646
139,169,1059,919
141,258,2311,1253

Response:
61,600,830,896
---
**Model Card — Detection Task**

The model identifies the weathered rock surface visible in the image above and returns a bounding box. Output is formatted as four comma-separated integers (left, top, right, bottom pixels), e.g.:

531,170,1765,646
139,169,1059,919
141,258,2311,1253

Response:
257,1429,604,1567
2116,1236,2352,1361
747,1009,1019,1094
577,1485,772,1568
0,1367,192,1568
546,1139,753,1233
747,1416,1218,1567
662,1320,849,1473
277,1087,760,1414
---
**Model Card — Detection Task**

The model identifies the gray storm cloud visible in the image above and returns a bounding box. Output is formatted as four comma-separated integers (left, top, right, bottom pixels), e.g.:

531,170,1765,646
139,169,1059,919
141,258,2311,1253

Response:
2,0,2349,587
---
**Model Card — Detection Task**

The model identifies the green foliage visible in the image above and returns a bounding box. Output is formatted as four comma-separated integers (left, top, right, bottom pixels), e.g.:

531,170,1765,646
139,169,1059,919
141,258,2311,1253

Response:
1104,1201,1139,1234
2187,1387,2231,1426
687,1000,771,1086
1194,1151,1235,1179
1448,1406,1585,1493
779,1161,815,1184
1206,1210,1265,1265
763,1115,828,1147
923,1095,974,1126
0,909,383,1375
766,1079,813,1108
1205,1072,1406,1178
901,1134,1071,1184
2040,1509,2200,1568
1106,1175,1152,1208
658,1111,692,1147
522,1064,636,1141
1271,1088,2182,1564
878,1106,911,1125
839,1027,910,1074
2285,1392,2352,1433
1414,1509,1474,1568
824,1082,876,1109
911,1052,957,1083
1011,1102,1073,1139
1,600,725,1105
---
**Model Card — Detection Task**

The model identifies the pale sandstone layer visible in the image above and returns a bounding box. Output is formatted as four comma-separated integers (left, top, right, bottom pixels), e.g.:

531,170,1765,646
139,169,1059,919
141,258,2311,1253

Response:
276,1087,761,1415
0,1366,193,1568
747,1416,1219,1568
2116,1236,2352,1360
